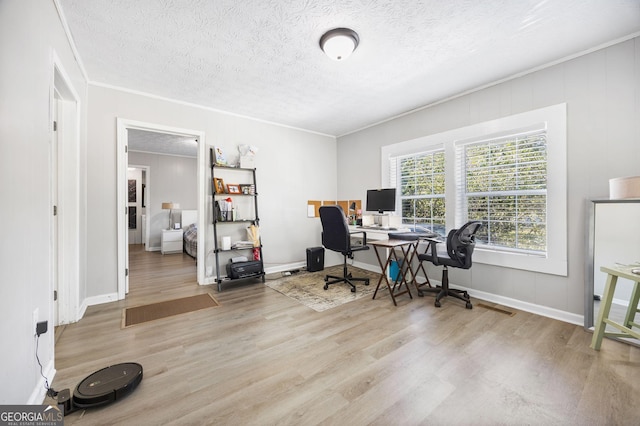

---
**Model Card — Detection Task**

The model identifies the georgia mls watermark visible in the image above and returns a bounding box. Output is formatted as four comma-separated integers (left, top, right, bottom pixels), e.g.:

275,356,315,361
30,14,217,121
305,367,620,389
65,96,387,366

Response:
0,405,64,426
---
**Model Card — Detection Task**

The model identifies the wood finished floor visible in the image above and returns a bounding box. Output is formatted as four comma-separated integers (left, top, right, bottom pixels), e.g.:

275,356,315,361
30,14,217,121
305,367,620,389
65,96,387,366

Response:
50,245,640,425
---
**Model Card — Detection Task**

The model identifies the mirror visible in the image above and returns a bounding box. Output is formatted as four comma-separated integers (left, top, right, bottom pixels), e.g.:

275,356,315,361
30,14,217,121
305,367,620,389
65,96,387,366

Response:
586,199,640,346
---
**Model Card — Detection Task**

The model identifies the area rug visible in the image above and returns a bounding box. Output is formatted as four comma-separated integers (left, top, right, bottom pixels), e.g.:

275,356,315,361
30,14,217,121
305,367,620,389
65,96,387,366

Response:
122,293,220,328
265,265,382,312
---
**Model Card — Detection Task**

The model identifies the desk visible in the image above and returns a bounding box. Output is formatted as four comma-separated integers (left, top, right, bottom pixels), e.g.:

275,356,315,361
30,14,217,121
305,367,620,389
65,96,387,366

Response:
349,225,411,241
591,265,640,350
370,239,419,306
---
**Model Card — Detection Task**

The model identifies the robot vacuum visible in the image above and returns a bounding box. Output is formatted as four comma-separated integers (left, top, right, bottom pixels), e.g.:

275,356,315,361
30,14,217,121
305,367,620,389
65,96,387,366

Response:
57,362,143,415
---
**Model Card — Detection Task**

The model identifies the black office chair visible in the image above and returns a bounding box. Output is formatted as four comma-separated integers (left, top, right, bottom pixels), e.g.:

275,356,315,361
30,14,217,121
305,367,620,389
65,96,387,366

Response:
319,205,370,292
417,221,482,309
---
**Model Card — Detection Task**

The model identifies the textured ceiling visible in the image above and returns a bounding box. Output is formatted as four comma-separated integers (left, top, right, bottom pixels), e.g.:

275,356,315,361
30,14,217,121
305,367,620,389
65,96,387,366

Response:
59,0,640,137
128,129,198,157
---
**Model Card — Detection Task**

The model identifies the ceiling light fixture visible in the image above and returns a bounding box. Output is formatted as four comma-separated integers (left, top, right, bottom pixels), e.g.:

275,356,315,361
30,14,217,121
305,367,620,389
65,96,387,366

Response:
319,28,359,61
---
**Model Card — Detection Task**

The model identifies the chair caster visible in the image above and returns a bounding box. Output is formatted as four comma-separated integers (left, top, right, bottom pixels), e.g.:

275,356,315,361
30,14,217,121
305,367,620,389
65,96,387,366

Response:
466,302,473,309
323,284,328,290
435,301,441,308
324,277,328,282
351,287,356,293
417,290,424,297
364,279,370,286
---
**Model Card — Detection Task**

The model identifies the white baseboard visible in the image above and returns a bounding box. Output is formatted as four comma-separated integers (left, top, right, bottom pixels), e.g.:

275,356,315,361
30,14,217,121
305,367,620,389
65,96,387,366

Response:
84,292,119,307
264,262,306,275
463,286,584,326
353,261,584,326
28,359,55,405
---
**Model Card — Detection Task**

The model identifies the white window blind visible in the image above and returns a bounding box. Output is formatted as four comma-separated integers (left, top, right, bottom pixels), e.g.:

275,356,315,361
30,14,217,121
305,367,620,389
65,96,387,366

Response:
458,131,547,253
390,150,446,233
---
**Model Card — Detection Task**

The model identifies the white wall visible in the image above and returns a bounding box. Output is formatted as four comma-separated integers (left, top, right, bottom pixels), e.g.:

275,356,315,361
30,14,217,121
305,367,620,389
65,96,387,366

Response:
86,85,337,297
338,37,640,321
0,1,88,404
129,151,197,249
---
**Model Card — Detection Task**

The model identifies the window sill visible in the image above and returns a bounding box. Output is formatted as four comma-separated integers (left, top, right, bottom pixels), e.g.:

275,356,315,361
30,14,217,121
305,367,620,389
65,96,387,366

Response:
473,248,567,276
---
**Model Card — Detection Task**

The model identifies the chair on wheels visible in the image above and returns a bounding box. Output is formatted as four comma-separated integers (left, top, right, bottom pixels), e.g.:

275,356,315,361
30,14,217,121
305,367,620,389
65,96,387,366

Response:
319,205,370,292
417,221,482,309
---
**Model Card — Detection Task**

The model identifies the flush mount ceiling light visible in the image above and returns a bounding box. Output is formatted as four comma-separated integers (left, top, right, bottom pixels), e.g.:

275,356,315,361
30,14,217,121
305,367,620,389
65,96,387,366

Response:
319,28,359,61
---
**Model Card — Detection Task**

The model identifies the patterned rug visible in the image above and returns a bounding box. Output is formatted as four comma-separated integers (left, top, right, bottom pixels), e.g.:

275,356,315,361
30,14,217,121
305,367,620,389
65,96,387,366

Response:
265,265,382,312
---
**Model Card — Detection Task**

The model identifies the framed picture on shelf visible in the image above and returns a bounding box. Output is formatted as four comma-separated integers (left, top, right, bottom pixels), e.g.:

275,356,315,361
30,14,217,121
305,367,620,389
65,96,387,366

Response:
239,184,254,195
227,183,241,194
213,146,227,165
214,177,226,194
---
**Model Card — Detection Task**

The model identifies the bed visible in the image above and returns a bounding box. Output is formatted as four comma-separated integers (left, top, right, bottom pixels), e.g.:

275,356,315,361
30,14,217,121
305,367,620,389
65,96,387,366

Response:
182,210,198,260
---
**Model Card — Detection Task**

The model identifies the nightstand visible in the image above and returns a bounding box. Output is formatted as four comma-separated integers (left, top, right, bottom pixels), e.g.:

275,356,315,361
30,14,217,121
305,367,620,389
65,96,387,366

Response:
161,229,183,254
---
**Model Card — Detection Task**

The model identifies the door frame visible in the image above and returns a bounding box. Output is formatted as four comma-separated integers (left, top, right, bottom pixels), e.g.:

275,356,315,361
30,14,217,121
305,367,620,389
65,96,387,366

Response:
116,119,206,299
50,50,81,325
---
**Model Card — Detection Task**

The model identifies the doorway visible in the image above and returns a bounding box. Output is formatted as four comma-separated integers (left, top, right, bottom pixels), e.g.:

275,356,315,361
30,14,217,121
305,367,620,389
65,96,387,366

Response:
116,119,207,300
127,165,149,247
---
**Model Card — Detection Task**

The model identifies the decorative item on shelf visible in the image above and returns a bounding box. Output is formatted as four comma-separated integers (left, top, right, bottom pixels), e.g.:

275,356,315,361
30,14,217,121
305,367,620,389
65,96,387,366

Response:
221,236,231,251
162,202,180,230
240,184,251,195
214,201,223,222
238,144,258,169
239,184,255,195
214,177,226,194
213,146,227,166
221,197,233,221
227,183,241,194
247,224,260,251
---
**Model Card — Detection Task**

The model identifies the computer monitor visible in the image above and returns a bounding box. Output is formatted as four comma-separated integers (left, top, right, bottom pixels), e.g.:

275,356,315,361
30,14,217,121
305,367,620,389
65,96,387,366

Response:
366,188,396,214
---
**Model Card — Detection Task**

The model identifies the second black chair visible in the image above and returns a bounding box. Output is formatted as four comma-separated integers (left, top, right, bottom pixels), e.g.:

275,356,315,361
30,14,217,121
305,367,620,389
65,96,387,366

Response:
417,221,482,309
319,205,370,292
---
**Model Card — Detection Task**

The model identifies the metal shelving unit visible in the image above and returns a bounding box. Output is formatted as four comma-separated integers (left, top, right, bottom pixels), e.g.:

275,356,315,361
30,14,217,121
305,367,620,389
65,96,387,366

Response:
210,150,264,291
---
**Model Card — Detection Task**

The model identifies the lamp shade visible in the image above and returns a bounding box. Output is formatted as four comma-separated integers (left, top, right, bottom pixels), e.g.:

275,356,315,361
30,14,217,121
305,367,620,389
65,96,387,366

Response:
162,202,180,210
320,28,359,61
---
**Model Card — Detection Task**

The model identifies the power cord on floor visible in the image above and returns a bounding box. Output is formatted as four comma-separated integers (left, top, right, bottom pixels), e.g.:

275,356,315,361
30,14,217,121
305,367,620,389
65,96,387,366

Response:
35,332,59,398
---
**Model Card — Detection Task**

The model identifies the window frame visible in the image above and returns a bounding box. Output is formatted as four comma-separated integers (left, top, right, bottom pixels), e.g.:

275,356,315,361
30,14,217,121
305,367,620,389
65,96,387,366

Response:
381,104,567,276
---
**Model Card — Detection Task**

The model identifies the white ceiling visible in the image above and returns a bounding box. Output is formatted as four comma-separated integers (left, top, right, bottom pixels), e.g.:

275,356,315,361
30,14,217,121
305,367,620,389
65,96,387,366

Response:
59,0,640,137
127,129,198,157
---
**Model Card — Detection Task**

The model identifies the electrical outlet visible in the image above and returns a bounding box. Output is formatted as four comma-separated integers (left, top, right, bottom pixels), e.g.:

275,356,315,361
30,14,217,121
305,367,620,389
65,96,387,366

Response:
36,321,48,336
32,308,39,336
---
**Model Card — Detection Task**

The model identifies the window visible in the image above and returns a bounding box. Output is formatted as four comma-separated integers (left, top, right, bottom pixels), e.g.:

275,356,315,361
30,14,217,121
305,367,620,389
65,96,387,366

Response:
460,131,547,254
393,150,446,233
381,104,566,276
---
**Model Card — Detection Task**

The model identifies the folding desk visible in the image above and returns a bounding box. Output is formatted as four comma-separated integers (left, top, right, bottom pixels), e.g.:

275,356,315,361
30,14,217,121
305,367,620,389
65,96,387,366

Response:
369,239,419,306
